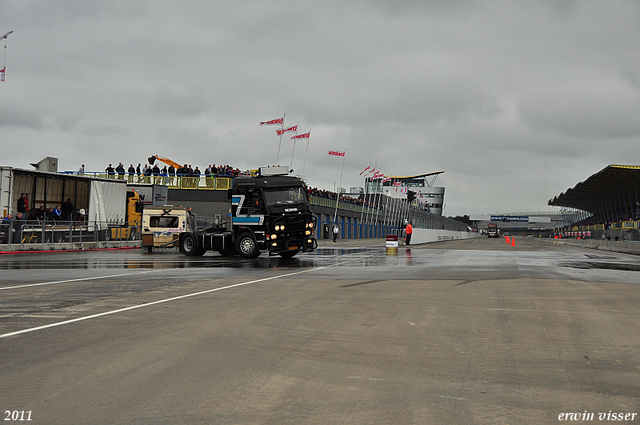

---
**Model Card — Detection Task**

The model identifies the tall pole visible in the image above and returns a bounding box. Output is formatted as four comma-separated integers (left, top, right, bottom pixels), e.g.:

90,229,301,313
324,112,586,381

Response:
403,192,411,224
372,172,384,226
275,113,286,165
392,184,400,232
289,124,299,172
333,149,347,223
2,30,13,80
359,178,367,224
383,181,392,228
289,139,297,172
359,164,372,224
301,135,310,177
391,183,397,230
366,163,377,225
364,178,372,225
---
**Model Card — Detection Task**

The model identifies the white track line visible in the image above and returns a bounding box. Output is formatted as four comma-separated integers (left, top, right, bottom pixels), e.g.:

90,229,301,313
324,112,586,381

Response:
0,271,157,291
0,258,359,339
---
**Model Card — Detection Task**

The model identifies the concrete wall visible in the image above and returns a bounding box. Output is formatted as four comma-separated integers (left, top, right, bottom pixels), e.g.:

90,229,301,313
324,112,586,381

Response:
545,238,640,255
409,228,482,244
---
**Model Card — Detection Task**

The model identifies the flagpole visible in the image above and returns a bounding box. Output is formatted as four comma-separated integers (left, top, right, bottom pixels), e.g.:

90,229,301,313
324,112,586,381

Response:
371,176,380,226
397,187,404,232
383,179,391,229
368,162,377,225
374,171,384,226
333,149,347,223
301,128,311,177
403,188,410,225
370,171,379,226
359,163,371,224
289,124,299,172
275,113,286,165
392,186,399,234
364,177,371,225
364,174,372,225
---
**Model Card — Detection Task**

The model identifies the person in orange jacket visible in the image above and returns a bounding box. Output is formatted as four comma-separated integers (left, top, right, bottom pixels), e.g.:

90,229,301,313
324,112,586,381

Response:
405,221,413,245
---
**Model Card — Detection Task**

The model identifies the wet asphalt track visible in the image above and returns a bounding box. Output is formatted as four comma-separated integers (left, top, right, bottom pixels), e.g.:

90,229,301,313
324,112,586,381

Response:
1,237,639,424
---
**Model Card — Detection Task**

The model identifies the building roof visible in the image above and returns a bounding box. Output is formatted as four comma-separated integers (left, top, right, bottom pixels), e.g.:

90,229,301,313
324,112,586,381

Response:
388,171,445,180
548,165,640,217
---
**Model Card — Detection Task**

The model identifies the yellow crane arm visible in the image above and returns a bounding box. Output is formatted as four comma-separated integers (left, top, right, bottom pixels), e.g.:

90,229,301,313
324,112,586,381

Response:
148,155,182,169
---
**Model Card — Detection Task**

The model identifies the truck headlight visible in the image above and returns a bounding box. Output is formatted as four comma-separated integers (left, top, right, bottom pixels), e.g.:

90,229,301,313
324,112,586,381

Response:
271,234,277,240
306,222,314,229
275,224,285,231
305,230,311,235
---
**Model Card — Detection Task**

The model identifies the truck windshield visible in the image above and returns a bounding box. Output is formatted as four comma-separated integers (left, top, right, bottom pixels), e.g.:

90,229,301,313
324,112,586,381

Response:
149,216,180,228
263,188,307,206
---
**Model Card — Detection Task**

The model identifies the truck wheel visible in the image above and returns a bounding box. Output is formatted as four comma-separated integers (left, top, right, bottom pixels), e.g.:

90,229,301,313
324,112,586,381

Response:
235,233,260,259
181,233,199,256
279,250,299,259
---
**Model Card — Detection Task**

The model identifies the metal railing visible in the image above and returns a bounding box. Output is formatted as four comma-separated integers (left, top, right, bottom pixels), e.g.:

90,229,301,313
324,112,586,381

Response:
0,218,141,250
309,195,382,215
555,220,640,241
310,194,468,233
62,171,233,190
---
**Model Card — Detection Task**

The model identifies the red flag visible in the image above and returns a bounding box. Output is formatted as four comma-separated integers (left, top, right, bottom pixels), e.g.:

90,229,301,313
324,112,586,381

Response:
381,177,391,183
328,150,345,157
277,125,298,136
372,171,384,178
0,68,4,82
359,165,371,176
260,117,284,126
291,131,310,139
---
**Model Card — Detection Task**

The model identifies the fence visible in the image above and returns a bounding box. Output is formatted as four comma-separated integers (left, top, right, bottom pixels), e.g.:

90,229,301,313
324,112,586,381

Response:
63,172,232,190
309,194,469,239
0,218,140,251
557,223,640,242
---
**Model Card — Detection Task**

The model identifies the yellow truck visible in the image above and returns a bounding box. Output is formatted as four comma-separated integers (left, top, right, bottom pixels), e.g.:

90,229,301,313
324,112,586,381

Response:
109,190,142,240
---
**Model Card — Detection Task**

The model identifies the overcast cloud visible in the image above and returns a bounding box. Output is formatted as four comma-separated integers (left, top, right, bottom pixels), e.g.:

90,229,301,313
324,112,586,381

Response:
1,1,639,217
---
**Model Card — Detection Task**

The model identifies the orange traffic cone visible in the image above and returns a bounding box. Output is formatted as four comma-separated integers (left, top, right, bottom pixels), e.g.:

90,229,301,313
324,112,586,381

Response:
511,236,515,247
505,236,510,244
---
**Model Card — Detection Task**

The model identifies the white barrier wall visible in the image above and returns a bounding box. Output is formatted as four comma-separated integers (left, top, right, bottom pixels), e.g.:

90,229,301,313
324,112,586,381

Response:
408,228,482,244
545,238,640,255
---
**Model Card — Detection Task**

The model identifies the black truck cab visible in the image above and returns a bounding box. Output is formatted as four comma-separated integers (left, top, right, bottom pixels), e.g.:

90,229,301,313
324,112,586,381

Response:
180,170,317,259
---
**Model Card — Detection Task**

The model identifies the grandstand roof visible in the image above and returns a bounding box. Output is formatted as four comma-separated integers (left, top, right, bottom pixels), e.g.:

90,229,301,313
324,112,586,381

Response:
389,171,445,180
548,165,640,217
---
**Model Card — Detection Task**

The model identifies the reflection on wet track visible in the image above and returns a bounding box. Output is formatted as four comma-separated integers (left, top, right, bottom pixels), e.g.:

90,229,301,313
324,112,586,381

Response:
0,247,392,270
2,245,640,275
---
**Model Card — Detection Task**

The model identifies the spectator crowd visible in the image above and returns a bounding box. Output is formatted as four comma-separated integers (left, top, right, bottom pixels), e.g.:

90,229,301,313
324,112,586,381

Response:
307,187,383,211
102,161,249,183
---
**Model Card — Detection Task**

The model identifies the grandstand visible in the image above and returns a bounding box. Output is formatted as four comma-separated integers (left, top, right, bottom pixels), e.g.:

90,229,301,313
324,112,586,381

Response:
365,171,446,216
548,165,640,241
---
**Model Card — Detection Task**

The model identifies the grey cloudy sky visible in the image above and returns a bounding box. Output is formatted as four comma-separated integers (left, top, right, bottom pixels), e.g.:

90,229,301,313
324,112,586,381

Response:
1,1,639,217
